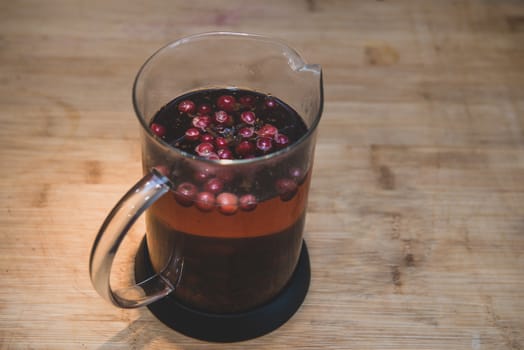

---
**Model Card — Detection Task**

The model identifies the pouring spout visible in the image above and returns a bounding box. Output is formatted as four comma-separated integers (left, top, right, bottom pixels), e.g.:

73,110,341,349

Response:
299,63,322,75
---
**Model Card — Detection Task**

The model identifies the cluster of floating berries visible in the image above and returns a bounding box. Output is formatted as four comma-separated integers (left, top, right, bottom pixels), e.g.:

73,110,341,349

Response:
149,93,291,160
154,163,304,215
172,178,258,215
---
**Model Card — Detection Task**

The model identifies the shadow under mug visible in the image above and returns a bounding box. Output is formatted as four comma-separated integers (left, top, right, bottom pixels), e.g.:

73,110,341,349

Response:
89,32,323,315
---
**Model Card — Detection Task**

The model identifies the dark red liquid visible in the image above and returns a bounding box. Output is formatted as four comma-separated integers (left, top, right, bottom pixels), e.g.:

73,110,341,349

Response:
149,88,307,160
144,89,310,313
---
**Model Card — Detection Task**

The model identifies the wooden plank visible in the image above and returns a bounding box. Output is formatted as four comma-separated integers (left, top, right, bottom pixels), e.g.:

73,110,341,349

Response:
1,0,523,349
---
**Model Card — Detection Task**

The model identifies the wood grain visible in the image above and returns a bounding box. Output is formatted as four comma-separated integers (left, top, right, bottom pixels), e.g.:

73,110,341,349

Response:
1,0,523,349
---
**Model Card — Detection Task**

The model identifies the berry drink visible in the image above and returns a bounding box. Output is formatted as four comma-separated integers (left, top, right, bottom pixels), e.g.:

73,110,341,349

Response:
144,88,311,313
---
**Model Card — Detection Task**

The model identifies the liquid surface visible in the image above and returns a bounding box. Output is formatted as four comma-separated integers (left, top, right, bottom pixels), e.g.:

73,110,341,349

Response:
149,88,308,160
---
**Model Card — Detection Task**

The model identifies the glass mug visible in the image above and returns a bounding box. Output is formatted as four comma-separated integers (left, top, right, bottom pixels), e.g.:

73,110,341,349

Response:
90,32,323,314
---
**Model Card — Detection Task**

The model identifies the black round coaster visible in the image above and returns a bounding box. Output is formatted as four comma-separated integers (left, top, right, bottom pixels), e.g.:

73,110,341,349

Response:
134,238,310,342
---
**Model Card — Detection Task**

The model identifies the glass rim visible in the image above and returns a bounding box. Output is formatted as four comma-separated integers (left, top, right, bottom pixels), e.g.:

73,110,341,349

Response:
132,31,323,166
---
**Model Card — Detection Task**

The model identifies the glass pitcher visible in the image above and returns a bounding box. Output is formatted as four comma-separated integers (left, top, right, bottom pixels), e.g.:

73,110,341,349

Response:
89,32,323,314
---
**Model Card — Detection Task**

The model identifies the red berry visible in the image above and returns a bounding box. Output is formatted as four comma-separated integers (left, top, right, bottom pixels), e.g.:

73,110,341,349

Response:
174,182,197,206
198,103,212,115
240,111,256,125
274,133,289,149
193,166,215,183
184,127,200,141
215,110,227,124
200,133,214,143
150,123,166,137
178,100,196,114
275,178,298,201
195,191,215,212
256,137,273,153
192,115,211,130
215,137,229,149
239,194,257,211
205,152,220,160
195,142,214,157
238,127,255,139
257,123,278,138
217,95,236,112
235,140,255,157
214,110,230,124
204,177,224,194
217,148,233,160
216,192,238,215
289,167,303,180
265,98,277,109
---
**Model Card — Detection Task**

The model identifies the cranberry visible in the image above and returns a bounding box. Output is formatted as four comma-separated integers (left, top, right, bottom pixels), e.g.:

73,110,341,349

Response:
150,123,166,137
198,103,212,115
194,172,211,184
178,100,196,114
174,182,197,206
289,167,303,180
215,137,229,149
217,148,233,160
275,178,298,201
193,166,215,183
195,142,214,157
205,152,220,160
256,137,273,153
239,95,256,108
235,140,255,157
239,194,257,211
195,191,215,212
264,97,278,109
274,133,289,149
238,127,255,139
257,123,278,138
184,127,200,142
216,192,238,215
192,115,211,130
203,177,224,194
214,110,230,125
240,111,256,125
200,133,214,143
217,95,236,112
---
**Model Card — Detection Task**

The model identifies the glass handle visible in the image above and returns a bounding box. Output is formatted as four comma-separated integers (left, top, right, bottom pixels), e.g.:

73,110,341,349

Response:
89,169,174,308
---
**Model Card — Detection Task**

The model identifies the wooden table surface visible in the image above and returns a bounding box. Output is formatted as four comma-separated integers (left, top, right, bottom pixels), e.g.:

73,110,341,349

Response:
1,1,523,349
